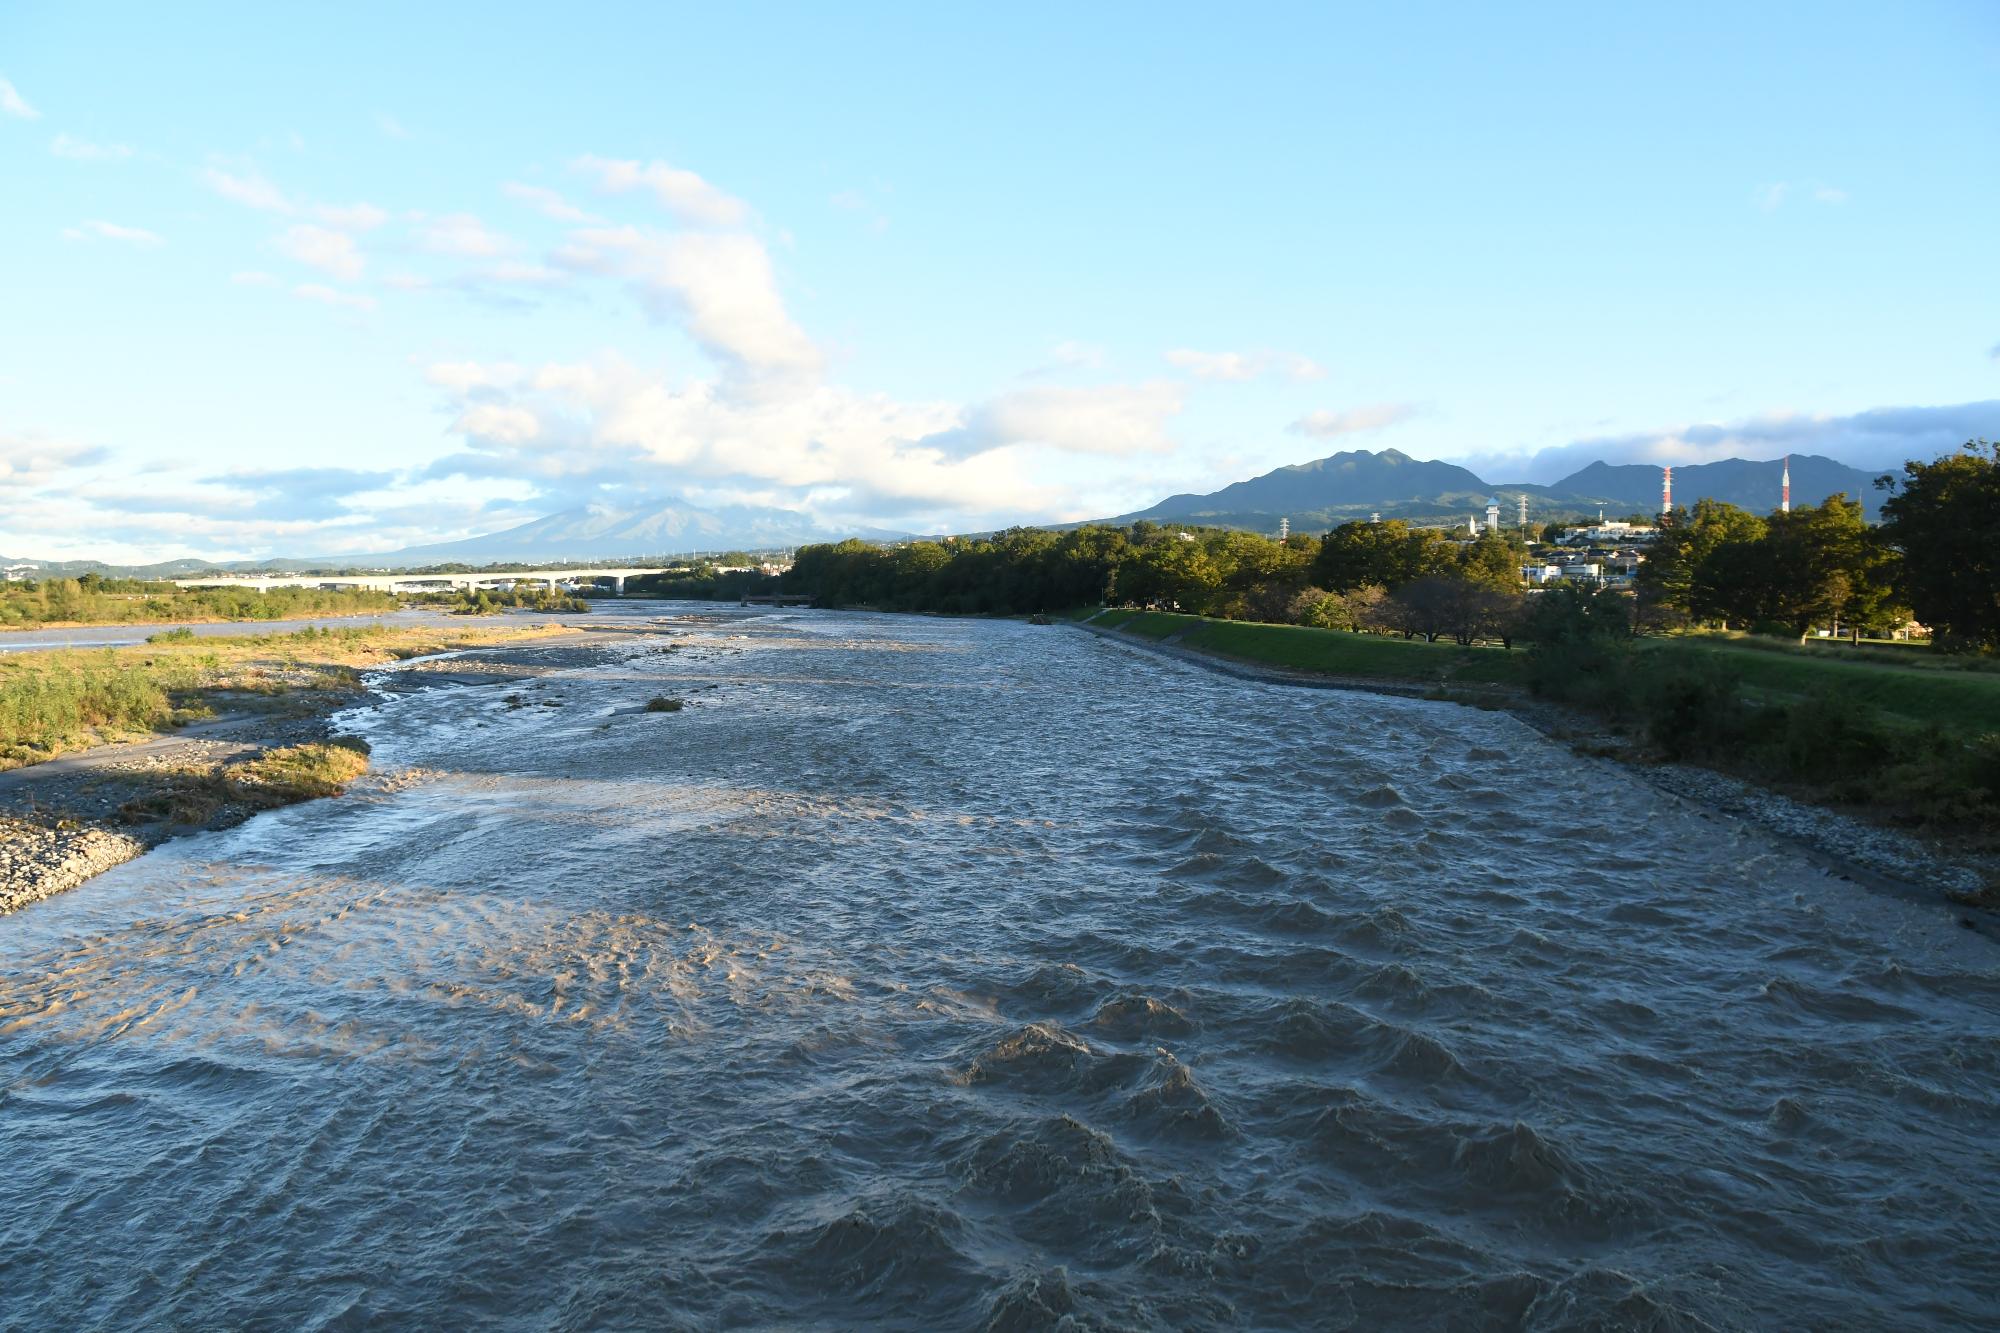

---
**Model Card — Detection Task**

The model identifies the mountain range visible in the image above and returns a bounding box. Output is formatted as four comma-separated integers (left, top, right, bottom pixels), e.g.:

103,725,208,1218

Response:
1114,448,1888,530
6,449,1891,576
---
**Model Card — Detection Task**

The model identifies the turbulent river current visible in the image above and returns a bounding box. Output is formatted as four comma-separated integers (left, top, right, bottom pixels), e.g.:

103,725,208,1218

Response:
3,607,1996,1329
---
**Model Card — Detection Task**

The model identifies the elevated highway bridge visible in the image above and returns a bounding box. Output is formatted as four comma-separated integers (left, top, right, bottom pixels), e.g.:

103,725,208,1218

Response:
173,568,673,595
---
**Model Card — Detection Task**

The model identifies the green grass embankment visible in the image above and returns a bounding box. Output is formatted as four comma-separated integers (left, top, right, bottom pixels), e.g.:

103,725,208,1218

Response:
1081,610,1527,688
1644,637,2000,736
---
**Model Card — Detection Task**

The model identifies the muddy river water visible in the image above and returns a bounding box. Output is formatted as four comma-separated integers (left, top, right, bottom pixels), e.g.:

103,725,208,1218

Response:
3,607,1995,1328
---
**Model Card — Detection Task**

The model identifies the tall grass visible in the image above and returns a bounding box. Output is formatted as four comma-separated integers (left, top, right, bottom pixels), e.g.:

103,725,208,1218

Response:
0,653,199,763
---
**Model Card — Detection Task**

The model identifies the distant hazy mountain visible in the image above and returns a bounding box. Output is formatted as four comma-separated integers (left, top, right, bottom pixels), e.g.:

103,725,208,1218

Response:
4,500,902,576
1108,448,1889,531
1119,448,1496,528
342,500,906,568
1544,454,1888,520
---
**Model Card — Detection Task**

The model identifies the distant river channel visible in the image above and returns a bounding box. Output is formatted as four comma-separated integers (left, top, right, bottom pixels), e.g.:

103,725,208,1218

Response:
3,607,1996,1328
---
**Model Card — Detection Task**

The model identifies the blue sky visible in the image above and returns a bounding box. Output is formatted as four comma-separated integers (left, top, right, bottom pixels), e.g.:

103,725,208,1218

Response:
3,1,1996,560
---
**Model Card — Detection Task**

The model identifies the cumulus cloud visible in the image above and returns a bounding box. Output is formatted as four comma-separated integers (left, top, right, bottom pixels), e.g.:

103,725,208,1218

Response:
0,76,38,120
1452,400,2000,483
923,382,1183,459
274,224,364,279
0,435,106,489
571,155,748,226
1287,403,1416,438
50,133,132,161
417,353,1084,521
62,219,164,246
559,225,819,374
504,181,596,223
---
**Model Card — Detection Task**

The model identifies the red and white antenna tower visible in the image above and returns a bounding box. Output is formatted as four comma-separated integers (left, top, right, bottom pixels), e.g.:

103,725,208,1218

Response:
1661,466,1673,517
1781,455,1791,513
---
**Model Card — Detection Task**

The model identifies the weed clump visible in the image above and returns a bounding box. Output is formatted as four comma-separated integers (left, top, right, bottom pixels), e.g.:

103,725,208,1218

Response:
645,696,686,713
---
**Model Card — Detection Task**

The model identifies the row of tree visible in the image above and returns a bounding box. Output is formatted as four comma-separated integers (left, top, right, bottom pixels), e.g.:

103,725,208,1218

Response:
774,439,1997,653
0,575,398,628
1634,439,2000,650
779,521,1536,643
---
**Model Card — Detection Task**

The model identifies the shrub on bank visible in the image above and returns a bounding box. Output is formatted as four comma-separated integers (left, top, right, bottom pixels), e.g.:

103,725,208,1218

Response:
1524,585,1996,831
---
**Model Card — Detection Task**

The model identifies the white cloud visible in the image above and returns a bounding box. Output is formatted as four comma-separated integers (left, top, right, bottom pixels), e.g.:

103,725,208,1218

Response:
1813,185,1849,205
571,154,749,226
421,354,1064,518
503,181,595,223
424,361,524,392
0,77,38,120
928,382,1184,458
1287,403,1416,438
230,270,279,287
202,166,383,230
0,435,103,489
1165,348,1327,382
50,133,133,161
273,224,364,279
415,212,514,257
1457,400,1999,482
293,283,378,312
203,166,293,212
376,112,411,140
62,219,164,247
453,403,542,443
564,225,819,374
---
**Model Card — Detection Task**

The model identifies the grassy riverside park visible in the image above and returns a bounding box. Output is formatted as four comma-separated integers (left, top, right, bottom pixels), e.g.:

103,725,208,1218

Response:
1083,608,1530,687
1078,608,2000,737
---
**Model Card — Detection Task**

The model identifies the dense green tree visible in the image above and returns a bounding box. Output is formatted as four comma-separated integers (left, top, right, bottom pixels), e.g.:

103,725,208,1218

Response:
1458,531,1523,590
1310,520,1455,592
1637,499,1768,627
1878,439,2000,652
1757,495,1897,641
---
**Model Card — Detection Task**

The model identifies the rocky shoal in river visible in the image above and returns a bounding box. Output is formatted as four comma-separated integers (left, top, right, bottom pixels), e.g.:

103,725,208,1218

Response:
0,818,150,915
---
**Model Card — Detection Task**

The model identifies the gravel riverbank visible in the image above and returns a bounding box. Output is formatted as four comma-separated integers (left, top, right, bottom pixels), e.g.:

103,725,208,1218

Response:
0,623,685,915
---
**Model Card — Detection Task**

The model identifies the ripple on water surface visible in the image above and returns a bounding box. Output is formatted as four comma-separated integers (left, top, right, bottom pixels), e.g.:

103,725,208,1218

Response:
2,608,1997,1329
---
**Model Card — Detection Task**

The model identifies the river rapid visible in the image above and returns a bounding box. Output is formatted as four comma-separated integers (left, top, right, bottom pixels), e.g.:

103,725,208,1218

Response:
3,607,1996,1329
